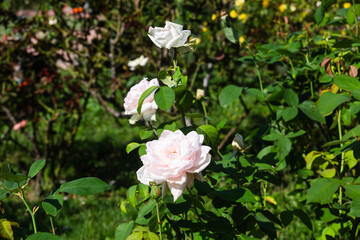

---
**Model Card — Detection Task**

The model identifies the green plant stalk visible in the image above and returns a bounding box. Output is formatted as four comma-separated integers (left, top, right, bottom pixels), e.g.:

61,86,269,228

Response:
289,59,296,79
353,0,359,39
263,182,267,209
189,63,200,91
244,42,264,93
50,216,55,235
19,190,37,233
156,199,163,240
338,109,346,209
235,155,240,188
201,100,209,125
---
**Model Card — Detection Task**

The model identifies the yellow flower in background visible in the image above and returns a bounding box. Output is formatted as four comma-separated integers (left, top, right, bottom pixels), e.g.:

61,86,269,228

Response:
190,36,201,45
263,0,270,8
235,0,245,7
202,27,208,32
238,13,248,23
343,3,351,8
203,21,208,26
211,13,217,21
279,4,287,12
239,36,245,45
230,10,238,18
341,29,346,35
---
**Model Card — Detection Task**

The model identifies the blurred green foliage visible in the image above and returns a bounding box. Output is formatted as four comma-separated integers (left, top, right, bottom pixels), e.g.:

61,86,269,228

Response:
1,0,360,239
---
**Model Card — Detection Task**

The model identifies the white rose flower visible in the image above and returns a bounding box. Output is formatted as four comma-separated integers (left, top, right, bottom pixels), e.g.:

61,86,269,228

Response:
127,55,149,71
124,78,159,124
148,21,191,49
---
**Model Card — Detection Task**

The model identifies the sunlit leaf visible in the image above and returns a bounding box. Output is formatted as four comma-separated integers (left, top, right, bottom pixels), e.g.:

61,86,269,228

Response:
58,177,110,195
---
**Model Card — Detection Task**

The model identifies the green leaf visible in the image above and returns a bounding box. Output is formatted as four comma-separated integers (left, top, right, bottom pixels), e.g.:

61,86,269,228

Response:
210,188,256,203
349,198,360,217
197,125,218,148
299,101,326,123
0,190,10,200
223,27,240,44
177,90,194,111
343,125,360,140
280,211,293,227
344,184,360,199
140,130,153,140
314,2,325,25
318,168,336,178
172,67,182,83
317,92,351,116
0,219,17,240
28,159,46,178
1,164,28,183
127,185,138,208
219,85,243,107
166,196,191,215
136,200,156,225
26,232,63,240
138,183,149,199
282,107,298,122
154,86,175,112
146,232,160,240
254,212,277,239
158,70,174,88
238,234,260,240
127,232,144,240
114,221,134,240
322,139,349,147
126,142,141,154
206,216,233,233
347,4,360,25
284,89,299,107
138,145,147,157
58,177,110,195
287,130,305,138
42,194,63,217
292,209,313,231
137,86,158,114
334,75,360,91
307,178,340,204
333,39,359,48
352,89,360,100
3,180,22,191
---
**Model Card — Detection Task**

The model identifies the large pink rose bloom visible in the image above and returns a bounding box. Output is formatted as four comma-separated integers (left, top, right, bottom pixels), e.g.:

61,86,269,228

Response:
124,78,159,124
137,130,212,201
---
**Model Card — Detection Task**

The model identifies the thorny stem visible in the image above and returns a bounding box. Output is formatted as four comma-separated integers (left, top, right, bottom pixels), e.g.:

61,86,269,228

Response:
19,190,37,233
156,199,163,240
50,216,56,235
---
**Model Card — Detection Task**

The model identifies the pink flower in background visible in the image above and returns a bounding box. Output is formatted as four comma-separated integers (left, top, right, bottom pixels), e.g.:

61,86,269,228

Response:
13,120,27,131
148,21,191,49
124,78,159,124
137,130,211,201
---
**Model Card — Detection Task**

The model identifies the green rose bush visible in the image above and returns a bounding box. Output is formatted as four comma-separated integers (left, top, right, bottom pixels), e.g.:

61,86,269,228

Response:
2,1,360,239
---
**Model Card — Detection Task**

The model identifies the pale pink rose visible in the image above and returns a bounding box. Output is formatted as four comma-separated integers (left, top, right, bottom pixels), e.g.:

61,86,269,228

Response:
124,78,159,124
13,120,27,131
137,130,212,201
148,21,191,49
